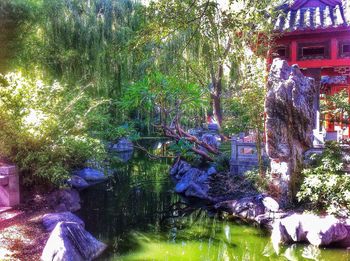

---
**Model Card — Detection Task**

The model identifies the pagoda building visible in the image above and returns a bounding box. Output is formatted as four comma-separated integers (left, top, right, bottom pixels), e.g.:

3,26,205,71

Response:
270,0,350,143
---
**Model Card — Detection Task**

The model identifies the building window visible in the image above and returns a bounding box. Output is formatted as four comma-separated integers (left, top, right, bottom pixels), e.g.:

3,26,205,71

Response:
297,41,330,60
272,45,289,60
339,41,350,58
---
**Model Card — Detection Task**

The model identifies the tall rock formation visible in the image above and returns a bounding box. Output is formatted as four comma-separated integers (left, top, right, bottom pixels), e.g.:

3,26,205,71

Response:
265,58,316,206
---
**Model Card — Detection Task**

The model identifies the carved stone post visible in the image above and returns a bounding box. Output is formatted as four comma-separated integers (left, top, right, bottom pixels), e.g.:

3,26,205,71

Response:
0,164,20,207
265,59,316,207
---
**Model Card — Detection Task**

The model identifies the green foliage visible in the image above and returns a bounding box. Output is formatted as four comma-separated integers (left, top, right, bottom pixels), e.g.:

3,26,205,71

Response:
223,54,267,135
145,0,281,132
0,0,284,186
320,90,350,128
168,139,200,163
245,168,272,193
120,71,207,128
0,72,106,186
213,152,231,173
297,142,350,216
16,0,145,94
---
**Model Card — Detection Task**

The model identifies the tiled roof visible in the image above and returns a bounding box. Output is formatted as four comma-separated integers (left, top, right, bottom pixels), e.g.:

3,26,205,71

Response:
274,0,350,32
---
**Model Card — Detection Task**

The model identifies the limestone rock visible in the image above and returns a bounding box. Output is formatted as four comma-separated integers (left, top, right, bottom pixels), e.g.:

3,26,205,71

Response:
306,216,348,246
48,189,81,212
170,160,192,179
206,166,217,176
111,137,133,152
170,161,211,200
67,175,89,190
215,195,265,221
265,58,316,205
115,150,133,162
271,213,350,248
74,168,107,182
174,168,210,200
41,221,107,261
200,134,220,151
42,212,84,232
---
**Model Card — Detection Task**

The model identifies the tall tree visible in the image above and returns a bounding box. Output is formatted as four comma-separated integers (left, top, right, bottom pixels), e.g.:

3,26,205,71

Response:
143,0,280,129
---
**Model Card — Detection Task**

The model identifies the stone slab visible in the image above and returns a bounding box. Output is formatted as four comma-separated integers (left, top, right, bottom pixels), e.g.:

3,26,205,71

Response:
0,174,20,207
0,165,17,176
0,175,9,186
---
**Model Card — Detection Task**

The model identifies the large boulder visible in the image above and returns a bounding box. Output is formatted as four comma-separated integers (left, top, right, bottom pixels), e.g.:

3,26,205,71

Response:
74,168,107,182
265,59,316,206
306,216,348,246
67,175,90,190
170,160,192,180
41,221,107,261
215,195,265,221
200,134,220,151
271,213,350,248
42,212,84,232
48,189,81,212
115,150,133,163
111,137,133,152
170,161,211,200
174,167,210,200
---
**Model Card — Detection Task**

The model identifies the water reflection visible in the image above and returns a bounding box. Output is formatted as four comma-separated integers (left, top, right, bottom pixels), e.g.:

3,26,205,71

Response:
78,141,350,261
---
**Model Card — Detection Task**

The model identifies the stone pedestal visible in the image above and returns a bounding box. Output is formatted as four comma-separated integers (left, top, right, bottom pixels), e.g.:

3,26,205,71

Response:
0,165,20,207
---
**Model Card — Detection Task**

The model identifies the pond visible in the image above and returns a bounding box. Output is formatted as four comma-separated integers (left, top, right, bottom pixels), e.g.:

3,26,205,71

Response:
78,141,350,261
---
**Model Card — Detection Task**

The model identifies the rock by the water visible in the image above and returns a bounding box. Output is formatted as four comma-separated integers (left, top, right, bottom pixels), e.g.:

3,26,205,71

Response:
116,150,133,162
111,137,133,152
175,168,210,200
207,166,217,176
208,123,219,132
171,161,211,200
306,216,348,246
74,168,107,182
67,175,90,189
272,213,350,248
48,189,81,212
215,195,265,221
184,182,209,199
42,212,84,232
41,222,107,261
265,58,316,206
174,169,197,193
170,160,192,179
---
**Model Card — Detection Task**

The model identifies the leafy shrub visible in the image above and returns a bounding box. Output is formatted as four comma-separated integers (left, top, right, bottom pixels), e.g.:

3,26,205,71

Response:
168,138,201,164
244,168,270,193
297,142,350,217
0,72,106,186
214,152,231,173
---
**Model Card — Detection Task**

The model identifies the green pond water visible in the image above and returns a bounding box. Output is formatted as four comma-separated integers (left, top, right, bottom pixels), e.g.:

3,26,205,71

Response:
78,141,350,261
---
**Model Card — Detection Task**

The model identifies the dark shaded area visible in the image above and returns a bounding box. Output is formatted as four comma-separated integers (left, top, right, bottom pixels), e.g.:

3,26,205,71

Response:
0,1,31,73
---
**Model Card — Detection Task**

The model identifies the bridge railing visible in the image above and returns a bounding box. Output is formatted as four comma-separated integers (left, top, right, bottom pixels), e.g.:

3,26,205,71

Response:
230,139,266,175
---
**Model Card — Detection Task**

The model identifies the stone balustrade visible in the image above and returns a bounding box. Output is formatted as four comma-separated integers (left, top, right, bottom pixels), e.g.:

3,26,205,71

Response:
230,138,268,175
0,164,20,207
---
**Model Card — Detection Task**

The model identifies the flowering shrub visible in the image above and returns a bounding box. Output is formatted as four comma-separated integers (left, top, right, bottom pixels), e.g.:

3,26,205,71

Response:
297,142,350,217
0,72,106,186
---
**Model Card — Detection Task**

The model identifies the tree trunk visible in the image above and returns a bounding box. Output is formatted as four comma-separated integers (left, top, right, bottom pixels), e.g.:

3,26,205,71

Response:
255,128,264,177
211,64,223,128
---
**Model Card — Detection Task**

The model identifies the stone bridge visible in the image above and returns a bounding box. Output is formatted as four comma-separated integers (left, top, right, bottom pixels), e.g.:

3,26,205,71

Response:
230,139,327,175
230,138,267,175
